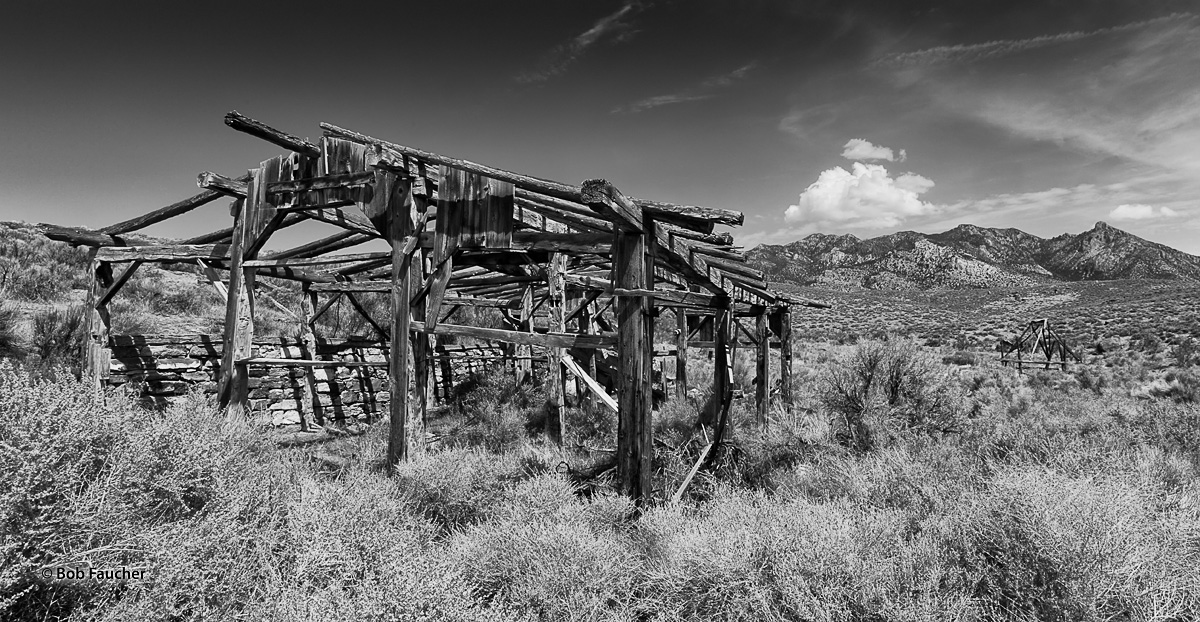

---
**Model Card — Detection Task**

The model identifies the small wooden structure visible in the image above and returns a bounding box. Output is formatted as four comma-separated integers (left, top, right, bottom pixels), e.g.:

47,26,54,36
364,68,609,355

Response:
39,112,824,505
999,318,1081,371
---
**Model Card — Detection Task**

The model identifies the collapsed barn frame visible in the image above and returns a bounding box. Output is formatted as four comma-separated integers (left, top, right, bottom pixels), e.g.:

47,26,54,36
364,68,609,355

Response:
40,112,820,504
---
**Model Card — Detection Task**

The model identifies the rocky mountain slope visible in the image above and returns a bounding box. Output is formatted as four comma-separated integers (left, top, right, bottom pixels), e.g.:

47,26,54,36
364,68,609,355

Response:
748,222,1200,290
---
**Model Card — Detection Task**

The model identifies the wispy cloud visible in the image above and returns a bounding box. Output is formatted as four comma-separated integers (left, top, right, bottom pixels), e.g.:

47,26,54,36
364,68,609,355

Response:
612,62,757,113
516,2,641,84
871,13,1185,69
1110,204,1179,221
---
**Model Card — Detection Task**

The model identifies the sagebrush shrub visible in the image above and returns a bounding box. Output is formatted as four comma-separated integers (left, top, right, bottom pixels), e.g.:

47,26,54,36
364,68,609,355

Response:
29,305,84,369
821,340,966,451
0,302,20,358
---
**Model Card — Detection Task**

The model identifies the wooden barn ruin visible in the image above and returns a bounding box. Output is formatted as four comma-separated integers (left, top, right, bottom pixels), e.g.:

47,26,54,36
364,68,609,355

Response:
39,112,821,504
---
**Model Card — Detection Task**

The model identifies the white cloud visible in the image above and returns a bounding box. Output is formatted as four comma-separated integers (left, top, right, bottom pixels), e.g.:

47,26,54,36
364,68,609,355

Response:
840,138,905,162
1109,203,1180,220
784,162,937,229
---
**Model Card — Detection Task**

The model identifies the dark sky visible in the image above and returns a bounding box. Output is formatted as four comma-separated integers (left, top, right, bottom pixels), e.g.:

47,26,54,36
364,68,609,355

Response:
3,0,1198,251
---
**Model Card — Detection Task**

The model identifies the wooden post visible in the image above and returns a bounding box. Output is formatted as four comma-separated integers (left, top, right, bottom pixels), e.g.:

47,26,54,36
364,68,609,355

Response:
613,217,654,505
81,253,113,388
778,305,793,407
675,308,688,398
755,310,769,426
517,285,533,384
218,157,281,413
410,187,432,454
711,303,733,446
575,288,596,415
299,283,325,429
387,180,414,470
545,251,567,442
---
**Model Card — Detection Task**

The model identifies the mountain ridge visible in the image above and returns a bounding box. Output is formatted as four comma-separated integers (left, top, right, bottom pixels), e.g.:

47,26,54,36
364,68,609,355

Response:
747,222,1200,291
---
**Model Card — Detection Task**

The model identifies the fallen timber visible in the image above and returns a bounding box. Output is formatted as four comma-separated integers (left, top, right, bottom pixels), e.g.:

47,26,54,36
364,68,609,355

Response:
39,111,816,507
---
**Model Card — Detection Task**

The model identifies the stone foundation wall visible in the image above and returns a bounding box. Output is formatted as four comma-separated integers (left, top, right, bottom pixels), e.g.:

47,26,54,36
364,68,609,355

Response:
106,335,391,425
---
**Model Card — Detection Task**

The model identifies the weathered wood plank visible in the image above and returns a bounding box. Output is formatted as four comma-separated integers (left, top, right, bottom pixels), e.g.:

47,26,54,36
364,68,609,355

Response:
225,110,321,158
99,184,244,236
243,251,391,268
755,311,770,425
266,170,376,194
613,218,653,505
95,260,142,308
777,305,793,406
96,244,231,262
408,321,615,349
197,171,249,198
676,307,688,398
581,179,643,232
561,354,618,412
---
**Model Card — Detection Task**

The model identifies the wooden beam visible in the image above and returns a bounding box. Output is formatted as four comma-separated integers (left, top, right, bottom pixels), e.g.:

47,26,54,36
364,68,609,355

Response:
309,281,391,293
322,122,583,203
675,307,688,398
197,171,249,198
387,176,414,470
243,251,391,268
581,179,642,232
561,354,617,413
81,254,113,388
755,311,770,425
546,250,567,441
266,170,376,195
38,224,157,248
99,183,245,236
95,260,142,308
613,214,653,506
224,110,321,158
408,321,616,349
266,230,371,261
96,244,230,263
777,306,793,407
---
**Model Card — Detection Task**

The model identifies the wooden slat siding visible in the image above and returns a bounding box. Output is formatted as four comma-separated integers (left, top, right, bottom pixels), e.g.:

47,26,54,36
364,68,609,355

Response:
675,307,688,398
266,170,375,195
299,283,325,428
387,176,414,470
324,123,745,229
225,110,320,157
426,166,466,330
777,305,793,406
197,171,249,198
515,196,613,234
95,260,142,308
613,209,654,506
755,311,770,425
82,254,114,387
96,244,232,263
408,321,615,349
322,122,583,204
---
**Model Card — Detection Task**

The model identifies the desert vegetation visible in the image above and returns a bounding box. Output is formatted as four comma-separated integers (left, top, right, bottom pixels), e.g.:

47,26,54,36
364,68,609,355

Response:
3,333,1198,621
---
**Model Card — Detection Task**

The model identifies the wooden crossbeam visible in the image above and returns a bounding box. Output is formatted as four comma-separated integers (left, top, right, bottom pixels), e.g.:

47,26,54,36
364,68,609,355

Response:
96,244,231,262
561,354,618,412
243,251,391,268
197,171,249,198
95,260,142,308
224,111,321,158
267,170,376,194
409,321,616,349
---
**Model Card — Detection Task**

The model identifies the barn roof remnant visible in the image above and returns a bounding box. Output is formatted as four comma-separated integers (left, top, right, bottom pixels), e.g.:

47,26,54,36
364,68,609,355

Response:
38,111,825,505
